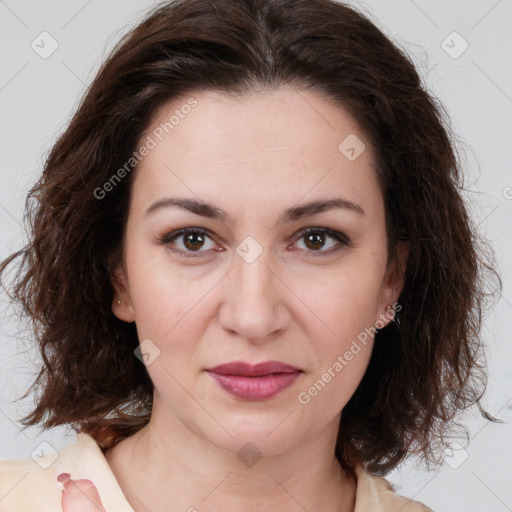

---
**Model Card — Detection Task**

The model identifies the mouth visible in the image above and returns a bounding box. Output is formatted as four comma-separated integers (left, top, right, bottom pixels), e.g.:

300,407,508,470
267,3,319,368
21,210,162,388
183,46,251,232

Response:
205,361,303,400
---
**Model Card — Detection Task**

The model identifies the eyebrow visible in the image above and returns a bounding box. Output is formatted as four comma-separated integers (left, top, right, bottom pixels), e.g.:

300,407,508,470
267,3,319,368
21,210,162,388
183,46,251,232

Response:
145,196,365,223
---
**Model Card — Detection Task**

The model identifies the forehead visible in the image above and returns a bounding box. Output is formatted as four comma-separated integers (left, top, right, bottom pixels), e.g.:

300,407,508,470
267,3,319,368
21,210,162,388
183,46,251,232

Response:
130,87,383,223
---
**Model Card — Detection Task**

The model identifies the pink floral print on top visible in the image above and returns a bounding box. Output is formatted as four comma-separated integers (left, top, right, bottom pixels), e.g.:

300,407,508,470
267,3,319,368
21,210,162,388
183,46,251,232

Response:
58,472,107,511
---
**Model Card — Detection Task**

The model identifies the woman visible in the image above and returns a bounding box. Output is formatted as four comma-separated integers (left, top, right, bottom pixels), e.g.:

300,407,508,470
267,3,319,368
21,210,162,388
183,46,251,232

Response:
0,0,502,510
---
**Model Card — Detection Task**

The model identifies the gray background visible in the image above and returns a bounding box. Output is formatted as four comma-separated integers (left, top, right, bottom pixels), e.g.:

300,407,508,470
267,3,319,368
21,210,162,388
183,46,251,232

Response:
1,1,511,511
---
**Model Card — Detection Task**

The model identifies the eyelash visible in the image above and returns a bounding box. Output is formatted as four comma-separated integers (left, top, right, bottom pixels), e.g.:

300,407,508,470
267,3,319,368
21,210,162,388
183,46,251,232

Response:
157,227,352,258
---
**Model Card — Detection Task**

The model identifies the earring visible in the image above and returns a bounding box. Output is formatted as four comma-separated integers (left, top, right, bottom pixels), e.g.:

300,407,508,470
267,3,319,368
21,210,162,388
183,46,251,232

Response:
117,300,121,304
385,304,400,327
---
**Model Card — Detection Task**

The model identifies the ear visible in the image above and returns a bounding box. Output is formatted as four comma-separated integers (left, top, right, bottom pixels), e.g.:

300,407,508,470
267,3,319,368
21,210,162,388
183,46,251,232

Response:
110,263,136,323
377,240,410,326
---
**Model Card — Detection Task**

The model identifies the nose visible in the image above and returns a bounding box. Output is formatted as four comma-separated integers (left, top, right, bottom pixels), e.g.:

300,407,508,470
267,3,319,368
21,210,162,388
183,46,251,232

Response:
218,242,290,344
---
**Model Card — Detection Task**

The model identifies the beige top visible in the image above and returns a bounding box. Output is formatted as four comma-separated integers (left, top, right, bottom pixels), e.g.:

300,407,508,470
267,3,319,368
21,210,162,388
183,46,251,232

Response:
0,433,433,511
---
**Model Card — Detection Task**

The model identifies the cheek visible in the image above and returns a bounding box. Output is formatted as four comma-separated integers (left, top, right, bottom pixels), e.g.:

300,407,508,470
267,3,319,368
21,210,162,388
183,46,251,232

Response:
296,338,373,423
125,244,211,335
330,343,373,411
291,260,383,340
289,261,380,405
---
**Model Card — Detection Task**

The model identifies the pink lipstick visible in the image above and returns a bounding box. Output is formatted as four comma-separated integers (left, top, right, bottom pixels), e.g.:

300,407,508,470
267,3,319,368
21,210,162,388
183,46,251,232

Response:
206,361,303,400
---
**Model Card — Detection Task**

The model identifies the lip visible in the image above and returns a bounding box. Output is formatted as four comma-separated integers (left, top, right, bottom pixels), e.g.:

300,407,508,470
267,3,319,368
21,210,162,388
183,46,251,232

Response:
205,361,303,401
207,361,302,376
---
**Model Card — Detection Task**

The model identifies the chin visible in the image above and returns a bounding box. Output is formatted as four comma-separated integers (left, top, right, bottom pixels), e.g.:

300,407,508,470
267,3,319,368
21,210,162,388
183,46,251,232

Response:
197,416,302,459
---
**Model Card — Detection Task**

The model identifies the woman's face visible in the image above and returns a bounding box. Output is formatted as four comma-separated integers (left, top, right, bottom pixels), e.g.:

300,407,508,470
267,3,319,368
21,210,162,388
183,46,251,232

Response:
112,87,408,456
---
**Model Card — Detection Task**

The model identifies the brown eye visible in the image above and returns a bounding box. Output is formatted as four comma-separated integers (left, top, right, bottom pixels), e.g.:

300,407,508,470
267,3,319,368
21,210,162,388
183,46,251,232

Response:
182,231,206,251
159,228,218,257
293,227,351,255
304,232,327,250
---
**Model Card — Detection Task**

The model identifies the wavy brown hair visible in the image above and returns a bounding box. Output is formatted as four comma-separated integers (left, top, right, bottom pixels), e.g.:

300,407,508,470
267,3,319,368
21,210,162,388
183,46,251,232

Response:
0,0,503,477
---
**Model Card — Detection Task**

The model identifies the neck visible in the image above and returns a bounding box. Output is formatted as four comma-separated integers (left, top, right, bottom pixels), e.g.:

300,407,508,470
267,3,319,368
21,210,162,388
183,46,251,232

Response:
104,400,357,512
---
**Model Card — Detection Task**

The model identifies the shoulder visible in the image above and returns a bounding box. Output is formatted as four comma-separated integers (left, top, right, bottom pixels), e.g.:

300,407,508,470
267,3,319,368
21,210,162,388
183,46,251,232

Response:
0,433,134,512
353,463,435,512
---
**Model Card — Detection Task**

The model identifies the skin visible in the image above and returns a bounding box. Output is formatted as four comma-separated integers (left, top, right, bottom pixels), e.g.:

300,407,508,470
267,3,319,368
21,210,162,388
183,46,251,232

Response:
106,87,409,512
58,473,107,512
